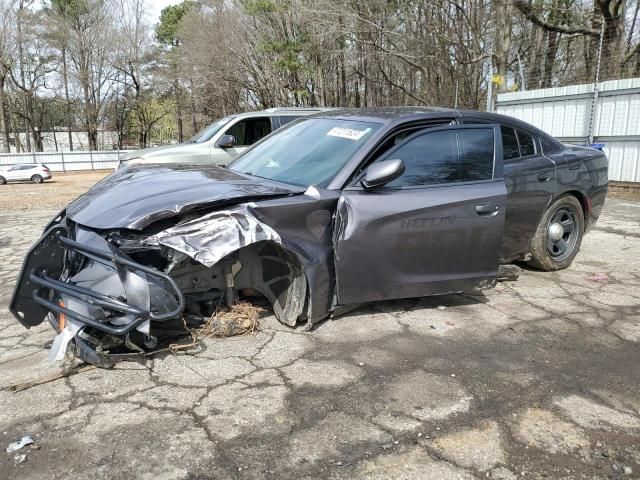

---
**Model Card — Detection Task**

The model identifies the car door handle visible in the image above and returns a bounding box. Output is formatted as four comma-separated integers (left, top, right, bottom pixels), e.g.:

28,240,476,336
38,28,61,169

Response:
476,205,500,216
537,174,551,182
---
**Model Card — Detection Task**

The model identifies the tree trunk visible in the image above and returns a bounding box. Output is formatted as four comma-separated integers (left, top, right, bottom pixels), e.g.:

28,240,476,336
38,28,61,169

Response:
526,0,546,89
16,1,32,152
10,111,23,153
189,77,197,135
62,47,74,151
492,0,514,108
0,73,10,153
542,30,559,88
174,76,184,142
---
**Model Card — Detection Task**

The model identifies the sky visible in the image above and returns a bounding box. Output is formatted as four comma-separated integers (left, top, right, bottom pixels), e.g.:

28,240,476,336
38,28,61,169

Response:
147,0,180,24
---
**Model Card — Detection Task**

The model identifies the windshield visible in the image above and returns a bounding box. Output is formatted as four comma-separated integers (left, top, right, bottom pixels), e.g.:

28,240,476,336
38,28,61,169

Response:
229,118,381,187
189,116,234,143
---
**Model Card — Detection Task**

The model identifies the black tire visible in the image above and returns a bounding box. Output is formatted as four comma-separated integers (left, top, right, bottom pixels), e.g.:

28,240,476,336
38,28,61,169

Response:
0,176,5,185
31,174,43,184
528,195,584,271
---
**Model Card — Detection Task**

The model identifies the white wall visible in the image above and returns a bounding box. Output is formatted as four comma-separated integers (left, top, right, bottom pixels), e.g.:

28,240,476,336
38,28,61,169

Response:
9,130,120,153
497,78,640,182
0,150,132,171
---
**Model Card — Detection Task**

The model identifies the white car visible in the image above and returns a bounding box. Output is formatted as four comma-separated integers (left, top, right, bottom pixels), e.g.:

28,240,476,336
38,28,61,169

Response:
118,107,335,169
0,164,52,184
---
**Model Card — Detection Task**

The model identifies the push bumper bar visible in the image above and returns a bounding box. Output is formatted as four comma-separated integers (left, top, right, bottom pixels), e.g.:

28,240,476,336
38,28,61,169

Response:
10,226,185,335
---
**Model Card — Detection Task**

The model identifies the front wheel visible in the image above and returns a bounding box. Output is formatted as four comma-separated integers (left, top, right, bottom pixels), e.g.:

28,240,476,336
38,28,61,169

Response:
0,176,6,185
528,195,584,271
31,174,43,184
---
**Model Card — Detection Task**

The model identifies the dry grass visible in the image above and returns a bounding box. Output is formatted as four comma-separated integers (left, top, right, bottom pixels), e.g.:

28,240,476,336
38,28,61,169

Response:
162,301,264,355
200,301,263,337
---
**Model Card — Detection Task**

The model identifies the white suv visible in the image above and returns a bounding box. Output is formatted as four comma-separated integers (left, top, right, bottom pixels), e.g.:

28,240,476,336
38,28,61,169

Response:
0,164,52,184
118,107,334,169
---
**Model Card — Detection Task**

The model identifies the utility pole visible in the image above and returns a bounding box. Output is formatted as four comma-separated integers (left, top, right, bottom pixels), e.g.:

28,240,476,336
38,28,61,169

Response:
587,22,605,145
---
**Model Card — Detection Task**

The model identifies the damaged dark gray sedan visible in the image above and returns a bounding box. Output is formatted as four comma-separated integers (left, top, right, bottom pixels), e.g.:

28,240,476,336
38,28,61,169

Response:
10,108,608,366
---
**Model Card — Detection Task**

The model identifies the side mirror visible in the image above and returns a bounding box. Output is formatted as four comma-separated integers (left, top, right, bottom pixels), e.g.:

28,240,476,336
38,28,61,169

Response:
361,159,405,190
216,134,236,149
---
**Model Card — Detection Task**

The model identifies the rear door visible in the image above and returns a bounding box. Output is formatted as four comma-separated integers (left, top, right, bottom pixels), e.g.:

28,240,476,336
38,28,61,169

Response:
498,126,556,261
333,124,507,305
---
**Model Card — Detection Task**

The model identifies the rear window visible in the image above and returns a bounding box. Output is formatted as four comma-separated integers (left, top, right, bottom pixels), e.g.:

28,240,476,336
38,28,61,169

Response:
540,136,562,155
501,126,520,160
277,115,299,127
517,129,536,156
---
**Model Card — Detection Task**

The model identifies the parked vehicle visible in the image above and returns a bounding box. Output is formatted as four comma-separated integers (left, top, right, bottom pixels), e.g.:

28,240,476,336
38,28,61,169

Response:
11,107,608,366
118,107,335,168
0,164,52,184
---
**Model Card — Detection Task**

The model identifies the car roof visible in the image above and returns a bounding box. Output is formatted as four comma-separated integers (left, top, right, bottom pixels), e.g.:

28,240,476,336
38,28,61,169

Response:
233,107,337,119
313,106,460,124
310,107,555,139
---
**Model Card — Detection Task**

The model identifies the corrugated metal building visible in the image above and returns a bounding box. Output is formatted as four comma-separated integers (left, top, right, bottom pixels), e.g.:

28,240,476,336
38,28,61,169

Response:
496,78,640,183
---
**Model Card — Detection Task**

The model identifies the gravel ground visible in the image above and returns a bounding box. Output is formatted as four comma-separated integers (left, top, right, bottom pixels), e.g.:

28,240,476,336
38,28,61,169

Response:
0,171,110,211
0,181,639,479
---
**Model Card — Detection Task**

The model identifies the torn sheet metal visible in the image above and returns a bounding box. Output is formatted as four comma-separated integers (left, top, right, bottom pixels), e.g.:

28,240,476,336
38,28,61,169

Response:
149,206,281,268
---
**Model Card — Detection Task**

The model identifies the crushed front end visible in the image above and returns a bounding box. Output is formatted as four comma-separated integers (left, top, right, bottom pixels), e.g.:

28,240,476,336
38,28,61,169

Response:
10,218,187,367
10,202,312,367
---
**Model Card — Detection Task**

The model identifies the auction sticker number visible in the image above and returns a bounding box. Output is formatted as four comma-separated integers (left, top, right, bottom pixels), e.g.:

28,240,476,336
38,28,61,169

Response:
326,127,371,141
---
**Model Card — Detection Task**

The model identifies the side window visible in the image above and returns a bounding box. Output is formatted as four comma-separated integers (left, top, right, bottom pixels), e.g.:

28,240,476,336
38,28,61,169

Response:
459,129,494,180
517,129,535,156
366,120,455,165
383,128,494,188
501,126,520,160
540,136,562,155
225,117,272,147
277,115,299,127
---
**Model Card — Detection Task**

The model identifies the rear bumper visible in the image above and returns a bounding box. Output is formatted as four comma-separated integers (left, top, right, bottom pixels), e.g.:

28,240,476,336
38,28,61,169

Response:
10,226,185,336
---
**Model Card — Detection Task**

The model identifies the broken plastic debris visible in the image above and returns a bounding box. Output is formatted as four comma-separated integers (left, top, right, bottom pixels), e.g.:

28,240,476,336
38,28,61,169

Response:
48,319,83,363
14,453,27,464
6,436,34,453
588,273,610,282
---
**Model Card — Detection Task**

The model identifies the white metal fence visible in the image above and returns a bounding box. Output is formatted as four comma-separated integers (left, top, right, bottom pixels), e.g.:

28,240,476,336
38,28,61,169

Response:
496,78,640,183
0,150,132,172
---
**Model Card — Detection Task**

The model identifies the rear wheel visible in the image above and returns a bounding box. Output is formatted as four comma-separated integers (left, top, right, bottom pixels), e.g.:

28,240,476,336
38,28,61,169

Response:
528,195,584,271
0,176,5,185
31,174,43,184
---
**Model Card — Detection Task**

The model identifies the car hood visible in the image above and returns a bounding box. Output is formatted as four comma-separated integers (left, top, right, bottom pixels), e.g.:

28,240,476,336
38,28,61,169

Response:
66,164,305,230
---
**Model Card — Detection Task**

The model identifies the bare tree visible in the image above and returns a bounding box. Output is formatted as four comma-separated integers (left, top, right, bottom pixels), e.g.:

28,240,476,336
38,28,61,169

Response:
61,0,115,150
0,0,16,152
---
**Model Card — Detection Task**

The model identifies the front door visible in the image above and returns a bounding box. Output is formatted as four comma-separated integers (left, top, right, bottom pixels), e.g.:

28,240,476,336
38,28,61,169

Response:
334,125,507,305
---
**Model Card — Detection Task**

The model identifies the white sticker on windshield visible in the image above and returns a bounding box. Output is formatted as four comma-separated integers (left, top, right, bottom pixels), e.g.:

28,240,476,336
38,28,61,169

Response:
326,127,371,141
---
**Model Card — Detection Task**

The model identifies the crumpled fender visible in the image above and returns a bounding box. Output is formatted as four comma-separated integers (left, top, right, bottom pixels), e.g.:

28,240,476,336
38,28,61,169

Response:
147,204,282,268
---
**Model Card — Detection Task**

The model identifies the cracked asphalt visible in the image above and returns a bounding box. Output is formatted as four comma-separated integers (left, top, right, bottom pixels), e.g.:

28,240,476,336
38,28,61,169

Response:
0,196,639,479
